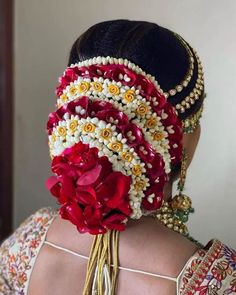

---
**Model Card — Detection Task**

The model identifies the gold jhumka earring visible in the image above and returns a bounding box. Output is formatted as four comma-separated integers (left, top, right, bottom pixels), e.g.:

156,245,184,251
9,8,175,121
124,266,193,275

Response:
156,148,194,236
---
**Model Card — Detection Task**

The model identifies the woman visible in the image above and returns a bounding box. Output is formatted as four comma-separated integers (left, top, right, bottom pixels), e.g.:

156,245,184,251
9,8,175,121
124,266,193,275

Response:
1,19,236,295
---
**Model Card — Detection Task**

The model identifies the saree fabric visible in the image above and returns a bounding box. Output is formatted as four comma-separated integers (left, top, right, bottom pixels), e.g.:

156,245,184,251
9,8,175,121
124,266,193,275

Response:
0,207,235,295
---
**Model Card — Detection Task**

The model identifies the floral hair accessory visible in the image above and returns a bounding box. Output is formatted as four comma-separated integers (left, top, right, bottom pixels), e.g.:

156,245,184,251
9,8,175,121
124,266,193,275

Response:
46,142,132,234
46,56,186,234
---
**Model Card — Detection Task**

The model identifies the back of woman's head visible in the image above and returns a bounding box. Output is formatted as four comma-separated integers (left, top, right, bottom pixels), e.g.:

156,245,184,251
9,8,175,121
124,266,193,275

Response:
46,21,205,293
68,19,204,120
46,19,204,235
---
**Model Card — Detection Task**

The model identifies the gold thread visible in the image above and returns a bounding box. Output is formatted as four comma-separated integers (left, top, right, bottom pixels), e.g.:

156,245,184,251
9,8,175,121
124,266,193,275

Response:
182,104,203,134
82,230,120,295
164,34,204,115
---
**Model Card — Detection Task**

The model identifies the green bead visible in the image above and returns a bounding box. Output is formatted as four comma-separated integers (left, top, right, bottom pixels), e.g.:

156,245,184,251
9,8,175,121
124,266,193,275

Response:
181,214,188,223
176,211,188,223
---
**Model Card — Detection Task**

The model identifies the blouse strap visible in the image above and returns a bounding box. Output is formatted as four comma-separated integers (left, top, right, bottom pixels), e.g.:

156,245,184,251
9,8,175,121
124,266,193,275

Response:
44,240,90,261
43,240,187,283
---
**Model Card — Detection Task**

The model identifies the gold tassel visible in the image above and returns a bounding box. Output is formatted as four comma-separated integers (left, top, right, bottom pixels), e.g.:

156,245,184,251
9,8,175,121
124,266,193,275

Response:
83,230,119,295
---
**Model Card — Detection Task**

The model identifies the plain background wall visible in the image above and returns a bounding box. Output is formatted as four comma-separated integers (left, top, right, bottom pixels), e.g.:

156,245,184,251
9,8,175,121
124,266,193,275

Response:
14,0,236,247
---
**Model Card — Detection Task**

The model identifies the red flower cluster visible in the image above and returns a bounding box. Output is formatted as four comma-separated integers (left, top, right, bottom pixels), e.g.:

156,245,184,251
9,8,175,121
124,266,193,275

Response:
55,63,183,165
46,142,132,234
48,62,184,229
56,64,165,102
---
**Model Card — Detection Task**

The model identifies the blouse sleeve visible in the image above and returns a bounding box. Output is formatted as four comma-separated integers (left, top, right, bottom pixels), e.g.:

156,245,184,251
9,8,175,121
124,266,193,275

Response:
0,207,57,294
0,242,12,294
180,239,236,295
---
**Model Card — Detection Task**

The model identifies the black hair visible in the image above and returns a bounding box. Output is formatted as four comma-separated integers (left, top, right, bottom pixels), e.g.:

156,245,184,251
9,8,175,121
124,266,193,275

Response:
68,19,204,120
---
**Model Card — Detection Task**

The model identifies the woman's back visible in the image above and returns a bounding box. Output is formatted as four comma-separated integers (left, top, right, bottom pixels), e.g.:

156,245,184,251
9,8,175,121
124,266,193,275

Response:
2,20,236,295
28,211,198,295
1,208,235,294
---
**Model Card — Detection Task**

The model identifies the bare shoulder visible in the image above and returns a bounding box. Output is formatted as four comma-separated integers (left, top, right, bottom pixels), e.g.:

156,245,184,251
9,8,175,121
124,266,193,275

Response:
46,215,95,256
28,215,93,295
29,215,198,295
45,215,198,272
119,217,198,276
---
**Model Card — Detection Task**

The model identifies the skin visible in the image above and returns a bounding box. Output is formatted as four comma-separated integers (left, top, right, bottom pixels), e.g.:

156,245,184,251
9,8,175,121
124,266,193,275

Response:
28,126,201,295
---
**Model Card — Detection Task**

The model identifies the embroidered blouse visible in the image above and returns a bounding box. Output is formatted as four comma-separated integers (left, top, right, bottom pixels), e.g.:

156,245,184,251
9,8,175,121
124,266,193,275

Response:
0,207,236,294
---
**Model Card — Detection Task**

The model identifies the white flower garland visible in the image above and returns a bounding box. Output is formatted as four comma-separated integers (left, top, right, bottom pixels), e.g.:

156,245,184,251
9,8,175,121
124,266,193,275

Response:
68,56,162,92
57,77,173,174
49,115,152,219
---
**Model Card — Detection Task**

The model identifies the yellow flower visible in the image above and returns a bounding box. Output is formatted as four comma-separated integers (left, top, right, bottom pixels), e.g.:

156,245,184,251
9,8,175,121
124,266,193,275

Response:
51,133,57,142
69,120,78,133
132,165,142,176
134,180,146,191
82,123,96,133
79,81,90,93
136,103,148,116
121,151,133,162
108,142,123,152
153,132,165,141
123,90,135,102
100,128,112,140
57,126,67,137
60,94,68,102
69,85,79,96
91,82,103,92
145,117,157,129
108,84,120,95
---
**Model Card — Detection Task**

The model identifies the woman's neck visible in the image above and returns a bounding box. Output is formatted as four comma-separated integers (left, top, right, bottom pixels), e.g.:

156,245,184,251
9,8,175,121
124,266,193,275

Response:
163,182,173,201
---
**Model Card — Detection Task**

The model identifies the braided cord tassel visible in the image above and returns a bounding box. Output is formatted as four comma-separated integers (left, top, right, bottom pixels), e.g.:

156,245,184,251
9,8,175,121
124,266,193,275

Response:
83,230,120,295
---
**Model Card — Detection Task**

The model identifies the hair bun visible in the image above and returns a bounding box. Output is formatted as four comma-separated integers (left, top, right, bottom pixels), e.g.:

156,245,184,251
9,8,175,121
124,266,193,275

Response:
46,57,183,234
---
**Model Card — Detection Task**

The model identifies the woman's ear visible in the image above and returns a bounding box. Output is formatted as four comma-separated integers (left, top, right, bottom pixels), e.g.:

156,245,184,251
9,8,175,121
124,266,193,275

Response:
183,125,201,168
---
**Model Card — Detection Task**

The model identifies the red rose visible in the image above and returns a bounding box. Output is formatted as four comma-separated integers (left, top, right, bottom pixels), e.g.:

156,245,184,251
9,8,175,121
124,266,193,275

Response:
46,142,132,234
88,100,113,115
122,123,144,146
72,67,85,77
56,85,63,97
68,96,89,117
96,108,129,128
96,172,131,211
48,98,87,134
104,65,137,86
83,205,105,234
64,143,99,172
89,65,105,77
60,202,88,233
96,156,113,183
136,75,155,96
47,112,61,135
46,175,76,204
64,68,78,82
167,124,183,143
75,186,98,206
58,75,70,89
103,213,127,231
104,66,124,81
136,142,155,162
142,183,164,211
51,156,79,179
146,153,166,182
152,98,169,114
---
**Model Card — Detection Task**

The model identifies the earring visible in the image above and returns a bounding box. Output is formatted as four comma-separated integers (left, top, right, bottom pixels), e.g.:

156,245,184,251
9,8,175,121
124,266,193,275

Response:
155,149,194,235
170,148,194,223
